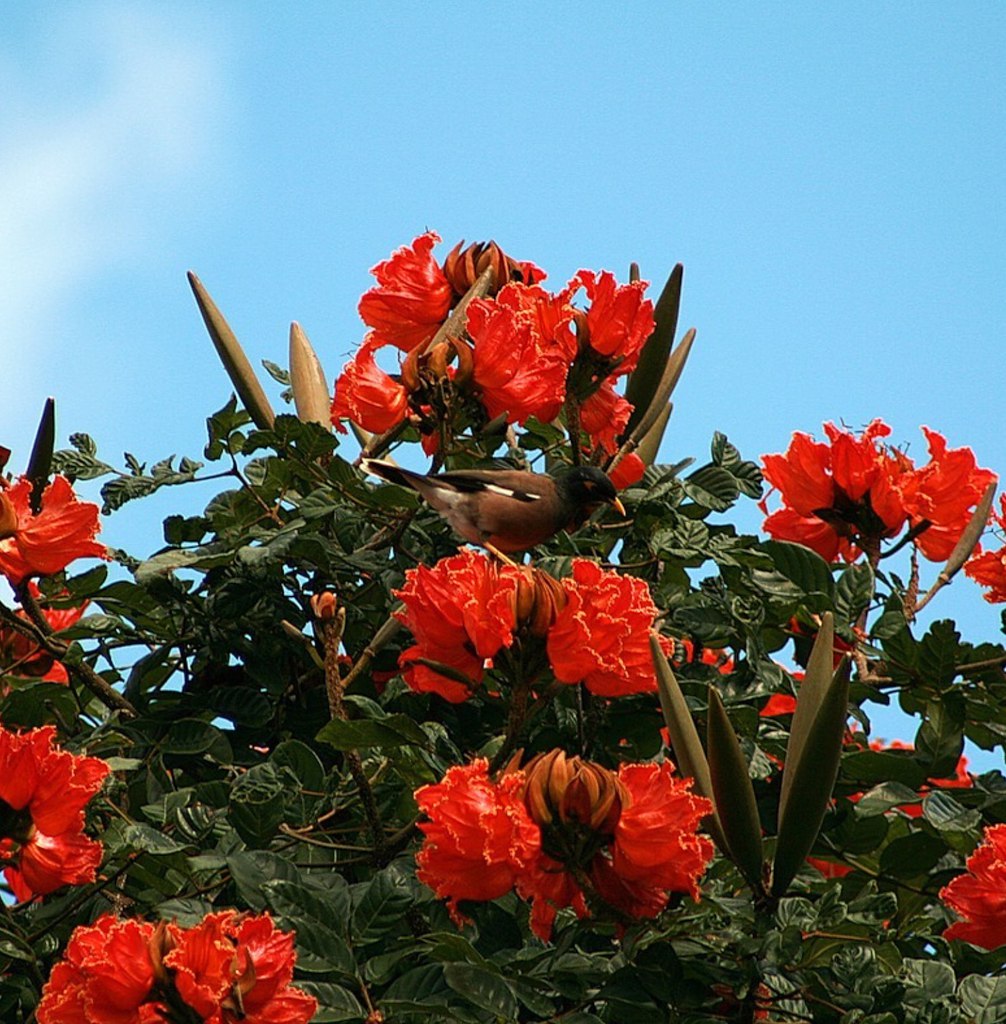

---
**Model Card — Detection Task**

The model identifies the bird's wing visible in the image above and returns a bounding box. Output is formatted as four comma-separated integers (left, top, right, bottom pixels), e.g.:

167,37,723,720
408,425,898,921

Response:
437,470,546,503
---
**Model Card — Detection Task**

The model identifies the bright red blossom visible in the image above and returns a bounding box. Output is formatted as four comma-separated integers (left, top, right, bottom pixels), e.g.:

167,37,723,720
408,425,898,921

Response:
573,270,655,374
547,559,660,697
965,494,1006,603
940,824,1006,950
0,725,109,901
165,911,317,1024
36,915,160,1024
357,231,453,352
416,755,712,941
467,288,568,425
393,549,519,702
0,476,107,583
36,911,316,1024
415,760,541,926
761,420,995,563
579,381,633,455
331,339,409,434
0,583,87,684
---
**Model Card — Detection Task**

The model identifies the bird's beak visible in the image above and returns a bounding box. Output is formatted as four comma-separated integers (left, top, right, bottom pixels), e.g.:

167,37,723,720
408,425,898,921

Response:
610,496,627,517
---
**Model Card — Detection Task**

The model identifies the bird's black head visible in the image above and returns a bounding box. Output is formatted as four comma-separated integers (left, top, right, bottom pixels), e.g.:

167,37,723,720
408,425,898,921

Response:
557,466,625,521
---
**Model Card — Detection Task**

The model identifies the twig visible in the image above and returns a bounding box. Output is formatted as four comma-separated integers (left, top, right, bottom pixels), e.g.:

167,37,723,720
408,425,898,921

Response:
4,591,137,718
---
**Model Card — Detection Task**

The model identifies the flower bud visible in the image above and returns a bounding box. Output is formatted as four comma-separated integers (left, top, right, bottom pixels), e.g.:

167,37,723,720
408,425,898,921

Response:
522,750,627,836
513,567,568,637
442,240,542,298
310,592,339,621
0,491,17,539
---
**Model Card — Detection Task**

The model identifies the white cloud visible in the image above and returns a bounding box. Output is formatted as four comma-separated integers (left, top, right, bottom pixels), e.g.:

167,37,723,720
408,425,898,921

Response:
0,5,228,414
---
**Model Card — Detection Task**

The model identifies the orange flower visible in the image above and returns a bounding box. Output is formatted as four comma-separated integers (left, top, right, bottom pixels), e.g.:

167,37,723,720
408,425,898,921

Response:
165,911,317,1024
0,725,109,900
331,339,410,435
0,583,87,683
416,754,713,942
36,911,316,1024
573,270,654,374
762,421,995,564
900,427,997,562
607,452,646,491
358,231,454,352
415,759,541,926
467,288,569,425
0,476,107,584
965,492,1006,603
941,823,1006,949
515,756,713,940
761,420,907,562
36,915,161,1023
393,549,519,702
579,381,633,455
547,559,660,697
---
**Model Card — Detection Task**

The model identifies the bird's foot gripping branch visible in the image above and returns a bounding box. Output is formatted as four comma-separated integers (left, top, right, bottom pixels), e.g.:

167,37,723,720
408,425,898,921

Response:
3,231,1006,1022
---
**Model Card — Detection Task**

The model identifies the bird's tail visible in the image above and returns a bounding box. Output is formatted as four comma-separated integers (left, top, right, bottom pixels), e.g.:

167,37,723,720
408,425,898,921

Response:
360,458,427,490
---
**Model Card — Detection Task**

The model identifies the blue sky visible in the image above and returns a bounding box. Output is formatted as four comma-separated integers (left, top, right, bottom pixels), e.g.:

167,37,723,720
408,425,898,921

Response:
2,4,1004,755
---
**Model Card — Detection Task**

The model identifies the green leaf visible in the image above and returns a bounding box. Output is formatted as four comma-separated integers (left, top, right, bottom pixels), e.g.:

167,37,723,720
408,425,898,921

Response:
295,982,365,1022
444,963,518,1019
835,562,875,625
317,715,429,751
683,464,739,512
958,975,1006,1022
122,824,187,855
918,620,961,688
762,540,836,604
161,719,227,756
352,865,414,945
227,851,302,910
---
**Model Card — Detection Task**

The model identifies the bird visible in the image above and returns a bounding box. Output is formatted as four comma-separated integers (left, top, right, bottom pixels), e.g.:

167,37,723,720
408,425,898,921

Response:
360,459,626,557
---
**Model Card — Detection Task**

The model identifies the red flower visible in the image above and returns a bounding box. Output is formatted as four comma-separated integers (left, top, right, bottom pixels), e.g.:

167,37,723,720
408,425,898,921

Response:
394,549,519,702
761,421,907,562
579,381,633,455
0,476,107,584
415,759,541,926
515,754,713,940
467,288,568,425
761,421,995,564
0,725,109,900
966,497,1006,602
573,270,654,374
416,753,712,942
610,762,714,901
36,915,161,1024
899,427,997,562
331,339,410,434
607,452,646,490
941,823,1006,949
165,911,317,1024
37,912,316,1024
0,584,87,683
760,693,798,717
547,559,660,697
358,231,454,352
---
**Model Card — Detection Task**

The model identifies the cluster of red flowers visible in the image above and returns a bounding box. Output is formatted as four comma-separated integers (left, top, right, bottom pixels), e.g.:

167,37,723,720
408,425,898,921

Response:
393,549,662,702
964,494,1006,603
760,420,995,564
37,910,317,1023
415,752,713,940
0,475,106,584
940,823,1006,950
0,583,86,684
0,725,109,901
331,232,653,465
